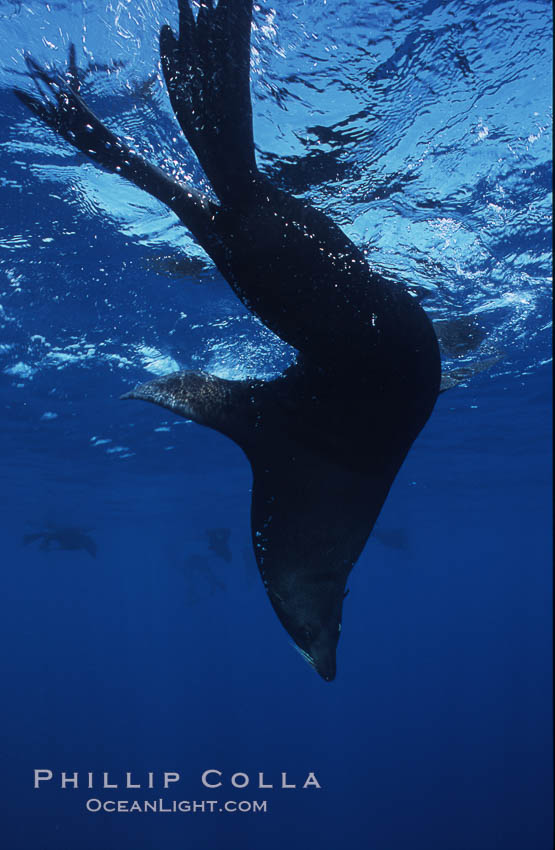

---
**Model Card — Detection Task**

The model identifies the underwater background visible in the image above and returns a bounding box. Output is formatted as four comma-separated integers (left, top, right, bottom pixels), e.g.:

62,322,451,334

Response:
0,0,551,848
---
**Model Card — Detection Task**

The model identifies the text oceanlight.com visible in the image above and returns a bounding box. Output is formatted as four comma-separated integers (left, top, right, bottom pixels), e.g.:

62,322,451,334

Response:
85,799,268,814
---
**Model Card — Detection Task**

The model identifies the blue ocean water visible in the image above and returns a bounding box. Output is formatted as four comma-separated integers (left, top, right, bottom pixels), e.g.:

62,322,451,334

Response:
0,0,551,848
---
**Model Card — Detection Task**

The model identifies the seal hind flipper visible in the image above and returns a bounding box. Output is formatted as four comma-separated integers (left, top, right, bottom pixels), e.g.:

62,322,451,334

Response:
160,0,257,202
440,354,503,392
13,51,226,266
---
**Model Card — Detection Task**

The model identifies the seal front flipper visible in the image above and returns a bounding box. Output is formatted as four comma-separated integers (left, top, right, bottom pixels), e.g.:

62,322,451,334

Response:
120,370,257,449
122,367,394,681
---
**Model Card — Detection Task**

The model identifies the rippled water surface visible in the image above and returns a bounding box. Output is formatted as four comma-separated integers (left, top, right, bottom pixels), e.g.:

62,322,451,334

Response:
0,2,551,849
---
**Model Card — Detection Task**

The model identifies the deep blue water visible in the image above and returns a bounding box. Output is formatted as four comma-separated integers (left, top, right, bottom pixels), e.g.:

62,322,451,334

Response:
0,1,552,848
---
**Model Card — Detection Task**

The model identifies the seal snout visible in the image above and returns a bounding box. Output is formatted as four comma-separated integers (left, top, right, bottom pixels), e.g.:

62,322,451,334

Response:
310,638,337,683
294,630,338,682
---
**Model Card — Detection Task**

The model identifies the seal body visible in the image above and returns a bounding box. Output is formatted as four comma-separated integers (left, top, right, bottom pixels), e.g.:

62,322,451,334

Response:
15,0,440,680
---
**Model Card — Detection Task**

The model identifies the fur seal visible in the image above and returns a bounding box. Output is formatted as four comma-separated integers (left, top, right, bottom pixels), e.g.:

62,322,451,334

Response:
14,0,441,680
23,527,97,558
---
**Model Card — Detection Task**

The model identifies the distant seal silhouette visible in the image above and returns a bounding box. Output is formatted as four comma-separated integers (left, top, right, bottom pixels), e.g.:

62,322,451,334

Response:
181,553,227,603
14,0,441,680
23,526,97,558
206,528,232,563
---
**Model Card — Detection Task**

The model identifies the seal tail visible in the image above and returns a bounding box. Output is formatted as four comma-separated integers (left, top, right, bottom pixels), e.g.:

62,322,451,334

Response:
160,0,257,203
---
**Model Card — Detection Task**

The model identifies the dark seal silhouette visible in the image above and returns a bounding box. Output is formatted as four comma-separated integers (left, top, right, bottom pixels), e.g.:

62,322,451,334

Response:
23,527,97,559
373,526,410,552
180,554,227,604
14,0,441,680
206,528,232,563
